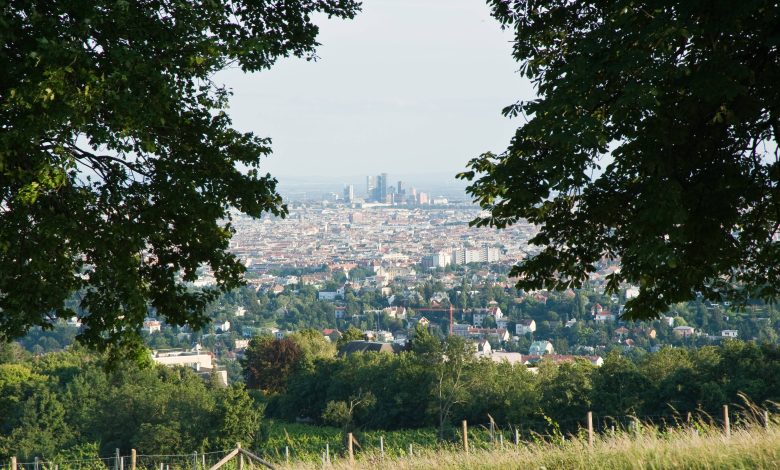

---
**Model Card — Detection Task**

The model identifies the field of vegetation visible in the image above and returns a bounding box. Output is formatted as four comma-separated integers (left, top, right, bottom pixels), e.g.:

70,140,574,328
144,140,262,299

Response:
277,422,780,470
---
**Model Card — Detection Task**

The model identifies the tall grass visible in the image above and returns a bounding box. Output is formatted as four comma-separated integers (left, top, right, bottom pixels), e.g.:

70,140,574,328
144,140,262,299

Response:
281,420,780,469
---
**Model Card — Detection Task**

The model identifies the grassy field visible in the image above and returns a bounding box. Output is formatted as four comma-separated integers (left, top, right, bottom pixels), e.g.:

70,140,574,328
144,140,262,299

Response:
262,422,780,469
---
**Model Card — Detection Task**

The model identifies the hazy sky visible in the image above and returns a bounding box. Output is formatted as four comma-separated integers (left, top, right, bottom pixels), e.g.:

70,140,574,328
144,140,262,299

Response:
216,0,534,180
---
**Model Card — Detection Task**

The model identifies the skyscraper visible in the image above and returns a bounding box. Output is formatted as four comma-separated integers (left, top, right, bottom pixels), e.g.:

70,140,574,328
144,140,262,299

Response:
343,184,354,203
366,176,376,200
377,173,389,202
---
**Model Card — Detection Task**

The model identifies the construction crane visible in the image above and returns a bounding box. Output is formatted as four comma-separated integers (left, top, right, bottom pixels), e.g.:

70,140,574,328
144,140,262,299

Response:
413,305,469,336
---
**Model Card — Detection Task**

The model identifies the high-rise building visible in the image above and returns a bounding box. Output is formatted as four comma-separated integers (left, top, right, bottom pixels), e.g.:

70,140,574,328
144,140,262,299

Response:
366,176,376,199
397,181,404,195
343,184,354,203
377,173,389,202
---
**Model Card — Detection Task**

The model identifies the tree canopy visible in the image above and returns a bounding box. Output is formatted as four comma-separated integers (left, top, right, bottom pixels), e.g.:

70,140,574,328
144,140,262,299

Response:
0,0,360,356
460,1,780,319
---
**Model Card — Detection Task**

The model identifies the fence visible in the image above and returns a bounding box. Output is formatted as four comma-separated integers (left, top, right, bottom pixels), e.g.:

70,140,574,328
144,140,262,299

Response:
2,406,774,469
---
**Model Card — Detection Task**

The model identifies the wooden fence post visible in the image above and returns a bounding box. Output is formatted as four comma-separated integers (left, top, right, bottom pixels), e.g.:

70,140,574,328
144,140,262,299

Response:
325,443,330,465
587,412,594,448
764,410,770,429
131,450,136,470
379,436,384,461
347,433,354,465
408,444,413,458
514,428,519,447
237,443,244,470
462,420,469,453
11,457,17,470
285,446,290,465
193,452,198,470
723,405,730,438
115,450,120,470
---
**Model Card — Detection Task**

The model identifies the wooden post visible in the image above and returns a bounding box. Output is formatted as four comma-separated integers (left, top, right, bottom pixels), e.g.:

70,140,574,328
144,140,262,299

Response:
379,436,384,461
347,433,354,465
325,443,330,465
499,433,504,449
764,410,770,429
514,428,519,447
35,456,40,470
587,411,594,448
285,446,290,465
723,405,730,438
202,454,205,470
11,457,17,470
131,450,136,470
159,462,163,470
193,452,198,470
408,444,413,458
237,443,244,470
462,420,469,453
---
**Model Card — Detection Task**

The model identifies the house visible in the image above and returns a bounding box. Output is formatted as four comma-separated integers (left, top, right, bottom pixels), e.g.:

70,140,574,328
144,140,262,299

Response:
565,318,577,328
516,319,537,336
143,318,161,334
721,330,738,338
376,330,395,343
489,352,525,365
151,347,227,386
529,340,554,356
338,341,404,356
417,316,430,327
322,328,342,342
592,304,615,322
234,306,246,317
274,330,292,340
614,326,630,338
475,339,492,357
383,306,407,319
234,339,250,351
480,328,510,342
673,325,695,337
214,320,231,333
318,291,339,301
473,306,503,326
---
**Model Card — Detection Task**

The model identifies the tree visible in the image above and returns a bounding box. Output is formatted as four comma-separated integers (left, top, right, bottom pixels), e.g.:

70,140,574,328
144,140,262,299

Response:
431,335,475,440
0,0,360,357
321,390,376,449
337,326,365,349
460,1,780,320
242,336,303,394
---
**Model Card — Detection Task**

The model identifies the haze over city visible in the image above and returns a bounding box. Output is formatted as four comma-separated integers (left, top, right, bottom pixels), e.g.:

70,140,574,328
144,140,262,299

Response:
216,0,533,179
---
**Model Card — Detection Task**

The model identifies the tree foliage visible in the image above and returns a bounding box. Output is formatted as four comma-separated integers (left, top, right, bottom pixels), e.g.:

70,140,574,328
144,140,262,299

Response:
461,0,780,319
243,335,303,394
0,0,360,356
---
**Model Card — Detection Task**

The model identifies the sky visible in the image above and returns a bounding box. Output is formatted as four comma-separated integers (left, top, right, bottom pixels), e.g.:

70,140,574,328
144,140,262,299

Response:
216,0,534,181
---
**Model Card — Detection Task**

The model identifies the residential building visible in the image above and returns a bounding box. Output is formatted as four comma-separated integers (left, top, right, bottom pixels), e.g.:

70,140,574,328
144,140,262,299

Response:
529,340,554,356
516,319,537,336
673,325,696,337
